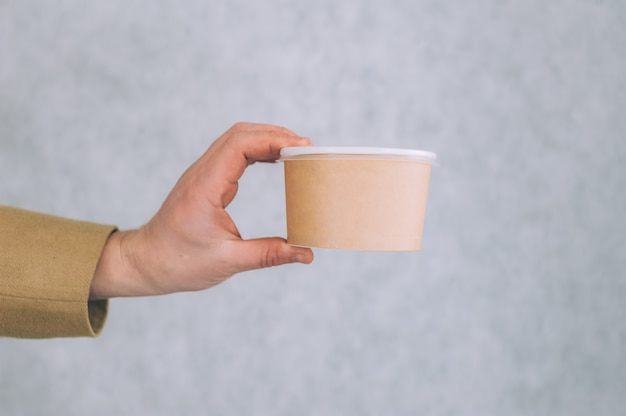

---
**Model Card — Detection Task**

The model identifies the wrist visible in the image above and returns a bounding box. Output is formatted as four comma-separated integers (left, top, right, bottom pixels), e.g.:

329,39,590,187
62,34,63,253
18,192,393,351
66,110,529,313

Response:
90,230,147,299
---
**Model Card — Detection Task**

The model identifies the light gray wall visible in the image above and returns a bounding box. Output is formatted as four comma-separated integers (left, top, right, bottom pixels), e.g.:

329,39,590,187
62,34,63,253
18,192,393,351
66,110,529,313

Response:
1,0,625,415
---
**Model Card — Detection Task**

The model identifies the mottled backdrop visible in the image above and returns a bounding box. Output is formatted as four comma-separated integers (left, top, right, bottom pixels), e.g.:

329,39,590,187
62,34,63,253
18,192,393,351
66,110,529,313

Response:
1,1,625,415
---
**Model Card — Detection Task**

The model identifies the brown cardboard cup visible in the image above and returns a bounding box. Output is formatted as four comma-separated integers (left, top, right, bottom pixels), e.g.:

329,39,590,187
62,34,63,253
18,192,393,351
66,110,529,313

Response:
279,147,437,251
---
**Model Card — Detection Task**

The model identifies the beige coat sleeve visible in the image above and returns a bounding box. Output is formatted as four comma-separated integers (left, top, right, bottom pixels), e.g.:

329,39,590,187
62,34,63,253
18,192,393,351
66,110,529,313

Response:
0,206,117,338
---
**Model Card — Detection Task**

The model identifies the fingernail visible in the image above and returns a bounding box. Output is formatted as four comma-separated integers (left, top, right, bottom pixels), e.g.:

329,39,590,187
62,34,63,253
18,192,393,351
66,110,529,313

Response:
295,252,312,264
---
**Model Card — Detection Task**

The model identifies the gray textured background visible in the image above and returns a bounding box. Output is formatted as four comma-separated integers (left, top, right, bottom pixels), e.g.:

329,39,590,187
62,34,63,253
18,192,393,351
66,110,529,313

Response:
1,0,625,415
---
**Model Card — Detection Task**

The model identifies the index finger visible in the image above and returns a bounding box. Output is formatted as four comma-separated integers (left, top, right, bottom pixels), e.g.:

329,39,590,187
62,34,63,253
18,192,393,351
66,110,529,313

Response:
237,123,312,163
197,123,313,206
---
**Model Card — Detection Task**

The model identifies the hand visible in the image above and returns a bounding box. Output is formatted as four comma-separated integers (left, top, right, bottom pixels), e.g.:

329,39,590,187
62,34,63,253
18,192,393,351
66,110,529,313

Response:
90,122,314,299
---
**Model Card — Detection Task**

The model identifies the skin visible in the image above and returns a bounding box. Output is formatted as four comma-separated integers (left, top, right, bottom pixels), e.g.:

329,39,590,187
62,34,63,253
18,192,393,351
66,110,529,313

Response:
90,122,314,299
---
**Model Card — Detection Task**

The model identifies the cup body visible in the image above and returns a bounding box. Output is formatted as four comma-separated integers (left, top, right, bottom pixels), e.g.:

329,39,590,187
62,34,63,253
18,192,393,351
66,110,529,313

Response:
280,147,436,251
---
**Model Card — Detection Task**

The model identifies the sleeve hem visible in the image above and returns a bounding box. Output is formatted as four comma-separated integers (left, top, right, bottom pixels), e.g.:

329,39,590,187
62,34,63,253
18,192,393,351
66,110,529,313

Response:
0,206,117,338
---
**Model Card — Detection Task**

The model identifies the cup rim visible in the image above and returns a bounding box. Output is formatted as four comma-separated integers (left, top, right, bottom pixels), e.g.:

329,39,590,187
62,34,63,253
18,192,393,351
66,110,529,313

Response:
279,146,437,162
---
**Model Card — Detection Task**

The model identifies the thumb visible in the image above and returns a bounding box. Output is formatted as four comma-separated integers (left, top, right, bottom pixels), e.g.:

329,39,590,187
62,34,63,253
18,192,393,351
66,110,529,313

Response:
230,237,314,273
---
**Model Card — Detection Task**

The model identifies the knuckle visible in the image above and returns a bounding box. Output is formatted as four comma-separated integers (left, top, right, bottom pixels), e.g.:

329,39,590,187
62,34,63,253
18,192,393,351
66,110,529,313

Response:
262,244,283,268
230,121,249,132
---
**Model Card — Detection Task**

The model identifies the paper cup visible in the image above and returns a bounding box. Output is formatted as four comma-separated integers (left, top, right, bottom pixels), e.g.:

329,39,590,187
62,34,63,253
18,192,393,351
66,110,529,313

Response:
279,146,437,251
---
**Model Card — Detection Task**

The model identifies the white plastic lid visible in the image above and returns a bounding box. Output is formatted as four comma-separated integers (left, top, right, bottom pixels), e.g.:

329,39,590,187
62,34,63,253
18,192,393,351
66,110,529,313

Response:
279,146,437,163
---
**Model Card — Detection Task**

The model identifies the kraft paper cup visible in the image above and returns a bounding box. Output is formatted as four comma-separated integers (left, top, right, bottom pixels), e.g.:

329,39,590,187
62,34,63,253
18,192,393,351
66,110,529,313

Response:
279,146,437,251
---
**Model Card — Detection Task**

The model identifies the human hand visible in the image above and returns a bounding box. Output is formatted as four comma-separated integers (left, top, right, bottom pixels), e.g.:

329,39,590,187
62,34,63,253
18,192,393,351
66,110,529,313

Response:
90,122,314,299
